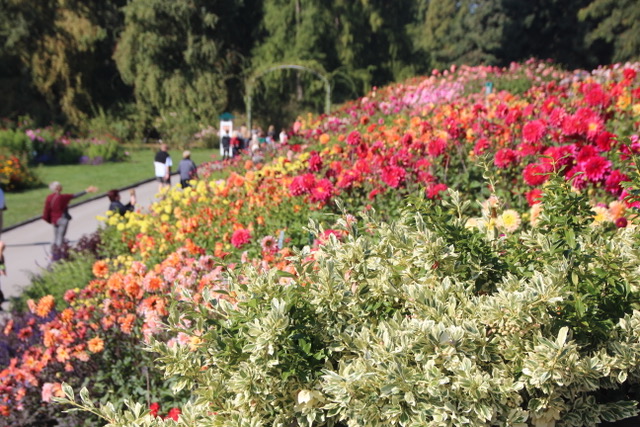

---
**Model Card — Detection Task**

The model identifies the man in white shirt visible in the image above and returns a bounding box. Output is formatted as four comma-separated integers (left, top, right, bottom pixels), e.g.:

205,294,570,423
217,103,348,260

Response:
153,141,172,191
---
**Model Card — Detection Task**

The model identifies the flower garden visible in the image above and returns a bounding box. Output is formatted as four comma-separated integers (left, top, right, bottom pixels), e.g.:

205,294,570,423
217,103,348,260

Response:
2,60,640,426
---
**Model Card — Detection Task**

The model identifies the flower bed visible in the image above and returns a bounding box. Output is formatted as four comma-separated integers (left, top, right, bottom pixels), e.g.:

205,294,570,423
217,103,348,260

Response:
2,60,640,426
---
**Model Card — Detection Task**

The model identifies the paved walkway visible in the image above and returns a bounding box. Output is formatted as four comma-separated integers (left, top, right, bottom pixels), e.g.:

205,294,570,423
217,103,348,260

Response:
0,177,171,309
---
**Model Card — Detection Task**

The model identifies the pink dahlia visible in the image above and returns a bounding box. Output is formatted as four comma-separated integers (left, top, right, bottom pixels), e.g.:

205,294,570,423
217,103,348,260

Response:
494,148,518,169
310,178,334,203
605,169,629,195
582,155,611,182
260,235,278,253
289,173,316,196
417,170,435,184
565,167,587,190
561,114,584,137
583,83,610,108
575,146,598,164
346,130,362,146
426,183,448,199
337,169,361,189
231,229,252,249
381,165,406,188
428,138,447,157
354,159,371,174
541,145,575,172
585,116,605,141
522,120,547,144
526,188,543,206
308,151,323,172
473,138,491,155
623,68,637,81
595,131,615,152
548,107,567,128
522,163,550,186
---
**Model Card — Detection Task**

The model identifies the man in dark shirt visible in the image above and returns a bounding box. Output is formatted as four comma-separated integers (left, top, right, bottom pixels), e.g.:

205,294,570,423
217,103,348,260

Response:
178,150,198,188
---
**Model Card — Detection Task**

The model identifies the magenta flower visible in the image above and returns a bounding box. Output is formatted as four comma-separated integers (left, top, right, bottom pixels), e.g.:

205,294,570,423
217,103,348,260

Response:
494,148,518,168
308,151,323,172
289,173,316,196
428,138,447,157
380,165,406,188
522,163,550,186
582,155,611,182
605,170,629,196
346,130,362,146
522,119,546,144
231,229,251,249
426,183,448,199
310,178,334,203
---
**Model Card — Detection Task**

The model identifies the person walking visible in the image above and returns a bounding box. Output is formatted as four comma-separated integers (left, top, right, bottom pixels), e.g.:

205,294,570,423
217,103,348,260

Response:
107,188,136,215
178,150,198,188
154,141,172,191
42,181,98,251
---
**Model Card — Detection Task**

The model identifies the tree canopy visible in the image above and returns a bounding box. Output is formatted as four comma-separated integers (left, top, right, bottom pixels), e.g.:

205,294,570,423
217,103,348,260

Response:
0,0,637,136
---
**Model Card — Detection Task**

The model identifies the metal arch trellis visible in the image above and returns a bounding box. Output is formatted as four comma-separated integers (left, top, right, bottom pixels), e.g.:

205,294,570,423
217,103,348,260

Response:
245,64,331,131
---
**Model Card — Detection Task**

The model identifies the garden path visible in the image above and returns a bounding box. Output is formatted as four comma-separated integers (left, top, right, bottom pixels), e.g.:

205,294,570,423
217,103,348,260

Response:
0,175,172,310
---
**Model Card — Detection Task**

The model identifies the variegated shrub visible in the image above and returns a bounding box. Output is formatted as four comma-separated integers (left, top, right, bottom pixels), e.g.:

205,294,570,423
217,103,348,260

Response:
60,178,640,426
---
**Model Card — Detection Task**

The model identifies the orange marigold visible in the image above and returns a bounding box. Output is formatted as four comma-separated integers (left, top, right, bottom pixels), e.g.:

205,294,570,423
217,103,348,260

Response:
35,295,55,318
60,308,74,323
107,273,125,292
143,275,163,292
56,347,71,363
124,281,142,299
87,336,104,353
92,260,109,278
319,133,330,144
118,314,136,335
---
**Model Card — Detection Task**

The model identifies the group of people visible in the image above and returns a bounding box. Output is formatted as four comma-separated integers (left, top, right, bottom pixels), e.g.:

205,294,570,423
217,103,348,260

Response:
0,129,285,308
38,141,197,254
153,141,198,190
220,124,289,160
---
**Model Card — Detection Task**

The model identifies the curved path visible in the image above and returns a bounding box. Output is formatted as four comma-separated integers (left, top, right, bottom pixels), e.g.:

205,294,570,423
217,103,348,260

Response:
0,176,171,309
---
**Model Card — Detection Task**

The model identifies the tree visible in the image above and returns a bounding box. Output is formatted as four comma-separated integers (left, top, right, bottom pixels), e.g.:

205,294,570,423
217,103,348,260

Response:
420,0,506,69
502,0,593,68
579,0,640,63
0,0,127,127
250,0,419,127
114,0,247,140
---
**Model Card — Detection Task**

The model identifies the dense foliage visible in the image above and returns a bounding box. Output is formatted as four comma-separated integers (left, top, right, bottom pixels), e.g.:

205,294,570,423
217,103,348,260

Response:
1,61,640,425
63,185,640,426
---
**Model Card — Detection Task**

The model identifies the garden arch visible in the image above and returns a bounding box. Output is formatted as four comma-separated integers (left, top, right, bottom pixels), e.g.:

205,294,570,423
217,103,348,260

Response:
245,64,331,131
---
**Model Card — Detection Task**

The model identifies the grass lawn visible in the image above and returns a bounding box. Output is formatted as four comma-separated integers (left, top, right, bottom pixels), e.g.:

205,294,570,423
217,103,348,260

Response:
4,147,219,228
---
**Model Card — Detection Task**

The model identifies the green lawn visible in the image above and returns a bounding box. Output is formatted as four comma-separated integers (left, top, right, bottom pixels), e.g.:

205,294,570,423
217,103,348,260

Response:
4,148,218,228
